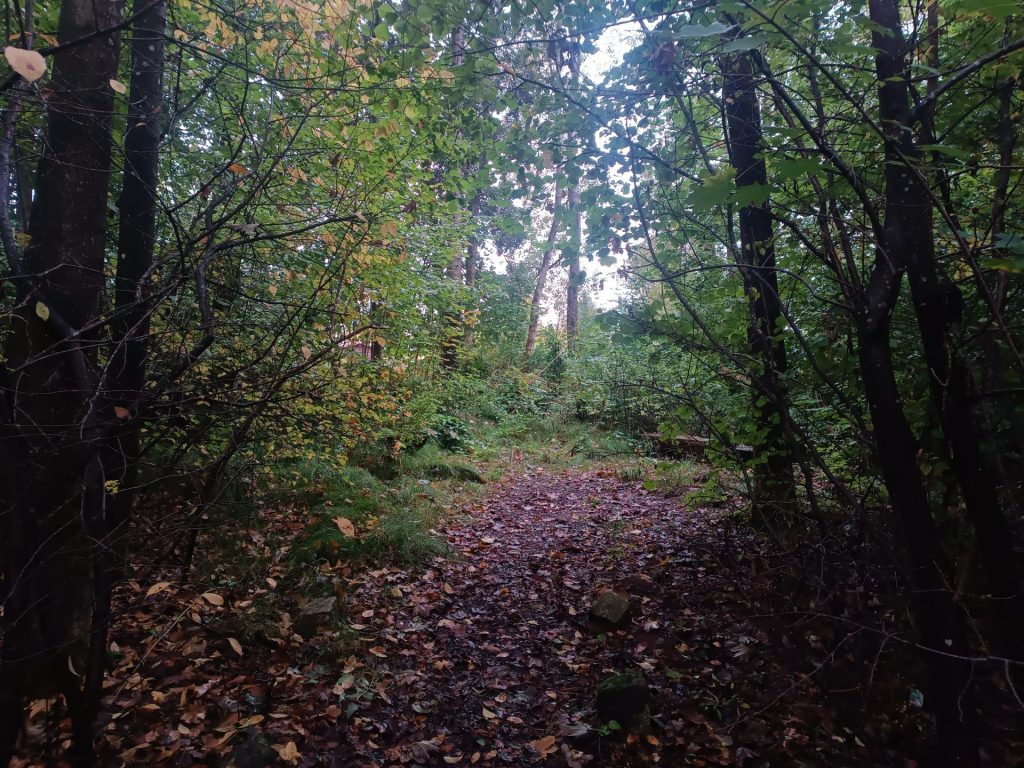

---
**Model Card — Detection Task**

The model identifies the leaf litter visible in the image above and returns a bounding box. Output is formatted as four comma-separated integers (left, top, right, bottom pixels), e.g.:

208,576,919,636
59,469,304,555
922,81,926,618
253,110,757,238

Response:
19,466,933,766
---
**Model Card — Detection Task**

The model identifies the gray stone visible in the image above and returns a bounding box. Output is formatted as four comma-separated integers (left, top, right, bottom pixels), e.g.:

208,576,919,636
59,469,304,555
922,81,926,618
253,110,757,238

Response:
590,589,631,627
596,670,650,730
294,595,338,636
223,727,276,768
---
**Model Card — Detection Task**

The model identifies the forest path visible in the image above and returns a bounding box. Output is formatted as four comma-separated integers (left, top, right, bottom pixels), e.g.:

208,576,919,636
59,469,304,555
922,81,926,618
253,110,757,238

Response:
328,466,766,767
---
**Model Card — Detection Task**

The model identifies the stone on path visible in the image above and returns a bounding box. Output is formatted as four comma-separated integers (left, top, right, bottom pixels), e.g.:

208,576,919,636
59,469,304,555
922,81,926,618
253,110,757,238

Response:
596,670,650,730
590,589,631,627
294,595,338,636
223,727,276,768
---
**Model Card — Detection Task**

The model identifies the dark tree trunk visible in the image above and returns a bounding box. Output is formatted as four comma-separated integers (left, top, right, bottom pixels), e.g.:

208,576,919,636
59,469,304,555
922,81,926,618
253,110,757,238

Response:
870,0,1023,661
108,0,167,540
0,0,125,764
721,47,796,526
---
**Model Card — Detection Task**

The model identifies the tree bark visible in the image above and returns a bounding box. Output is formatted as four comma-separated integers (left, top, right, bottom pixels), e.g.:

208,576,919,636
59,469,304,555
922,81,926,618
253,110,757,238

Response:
526,181,562,357
565,182,581,348
108,0,167,539
870,0,1023,664
0,0,126,763
721,47,796,526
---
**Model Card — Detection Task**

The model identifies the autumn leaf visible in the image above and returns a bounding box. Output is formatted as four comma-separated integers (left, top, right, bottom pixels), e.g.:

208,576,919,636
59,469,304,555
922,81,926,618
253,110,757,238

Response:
201,592,224,606
481,707,497,720
34,301,49,321
113,406,131,420
274,741,301,764
528,735,558,757
227,637,243,656
268,284,278,296
109,79,127,94
5,47,46,82
301,345,312,360
334,516,356,538
227,162,249,175
145,581,171,598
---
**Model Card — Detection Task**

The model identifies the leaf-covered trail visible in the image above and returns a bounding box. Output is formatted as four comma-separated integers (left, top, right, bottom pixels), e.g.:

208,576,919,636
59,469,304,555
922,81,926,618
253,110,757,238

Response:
326,467,773,767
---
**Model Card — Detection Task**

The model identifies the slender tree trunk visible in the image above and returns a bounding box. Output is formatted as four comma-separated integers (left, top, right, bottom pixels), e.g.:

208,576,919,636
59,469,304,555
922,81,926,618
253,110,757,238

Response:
721,47,796,526
108,0,167,539
0,0,125,764
565,182,581,348
526,181,562,357
870,0,1023,661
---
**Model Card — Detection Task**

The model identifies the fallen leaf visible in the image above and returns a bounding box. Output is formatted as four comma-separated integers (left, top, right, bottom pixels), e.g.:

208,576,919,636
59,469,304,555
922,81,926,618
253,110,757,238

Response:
109,78,127,94
145,581,171,597
227,637,243,656
481,707,497,720
528,735,558,757
334,516,356,538
201,592,224,606
274,741,301,764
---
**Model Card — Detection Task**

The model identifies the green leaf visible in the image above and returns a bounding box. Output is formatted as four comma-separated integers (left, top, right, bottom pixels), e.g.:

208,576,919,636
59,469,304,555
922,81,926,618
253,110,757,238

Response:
676,22,732,38
690,166,736,212
720,36,765,53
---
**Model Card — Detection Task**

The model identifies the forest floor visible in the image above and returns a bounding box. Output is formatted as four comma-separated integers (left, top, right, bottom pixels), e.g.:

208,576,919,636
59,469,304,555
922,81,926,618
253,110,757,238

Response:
20,462,929,767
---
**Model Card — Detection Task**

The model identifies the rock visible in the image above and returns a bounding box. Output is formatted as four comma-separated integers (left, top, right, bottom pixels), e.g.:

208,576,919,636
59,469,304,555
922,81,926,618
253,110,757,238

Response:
294,595,338,636
223,727,276,768
596,670,650,730
590,589,631,627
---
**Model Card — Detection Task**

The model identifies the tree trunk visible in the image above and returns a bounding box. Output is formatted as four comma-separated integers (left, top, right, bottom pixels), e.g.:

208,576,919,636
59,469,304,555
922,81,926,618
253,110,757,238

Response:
0,0,126,763
108,0,167,540
721,47,796,526
565,182,581,348
870,0,1023,662
526,182,562,357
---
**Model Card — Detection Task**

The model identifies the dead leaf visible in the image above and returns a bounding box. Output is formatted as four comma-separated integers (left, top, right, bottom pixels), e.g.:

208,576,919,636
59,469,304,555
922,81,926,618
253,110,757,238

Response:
201,592,224,606
334,516,356,538
528,735,558,757
274,741,301,764
227,162,249,175
481,707,497,720
109,78,127,94
5,47,46,82
145,581,171,598
114,405,132,420
227,637,243,656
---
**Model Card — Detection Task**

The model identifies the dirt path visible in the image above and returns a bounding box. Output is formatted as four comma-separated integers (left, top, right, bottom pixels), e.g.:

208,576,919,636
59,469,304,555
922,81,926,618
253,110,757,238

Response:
323,467,770,767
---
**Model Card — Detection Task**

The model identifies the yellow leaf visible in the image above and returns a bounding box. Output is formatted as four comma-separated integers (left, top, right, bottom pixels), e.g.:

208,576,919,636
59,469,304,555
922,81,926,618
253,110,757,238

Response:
228,637,243,656
201,592,224,606
333,516,356,538
109,78,127,94
145,581,171,597
4,47,46,82
34,301,49,321
113,405,131,420
227,162,249,175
